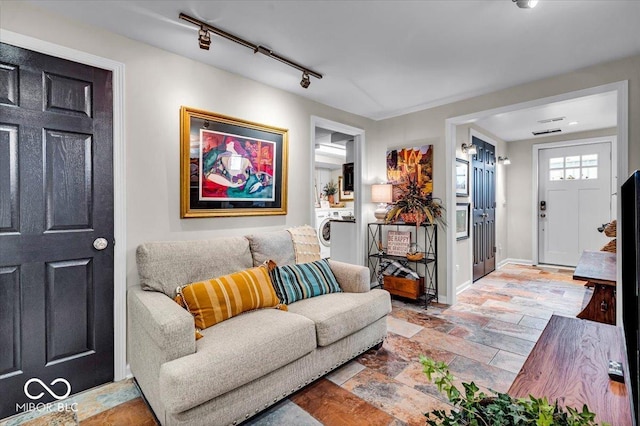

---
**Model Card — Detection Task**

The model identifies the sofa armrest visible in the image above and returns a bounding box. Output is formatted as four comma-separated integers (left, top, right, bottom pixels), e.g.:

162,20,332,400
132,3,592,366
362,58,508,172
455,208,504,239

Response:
328,259,370,293
128,287,196,361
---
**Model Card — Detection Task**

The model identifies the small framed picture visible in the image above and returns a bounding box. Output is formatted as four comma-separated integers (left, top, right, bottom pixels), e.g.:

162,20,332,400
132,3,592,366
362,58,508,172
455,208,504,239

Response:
456,203,470,240
456,158,469,197
338,176,354,201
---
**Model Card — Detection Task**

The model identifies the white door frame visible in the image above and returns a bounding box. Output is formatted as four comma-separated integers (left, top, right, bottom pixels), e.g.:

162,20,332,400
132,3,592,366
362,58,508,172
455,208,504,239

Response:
445,81,628,320
310,116,365,265
1,30,128,380
532,136,617,266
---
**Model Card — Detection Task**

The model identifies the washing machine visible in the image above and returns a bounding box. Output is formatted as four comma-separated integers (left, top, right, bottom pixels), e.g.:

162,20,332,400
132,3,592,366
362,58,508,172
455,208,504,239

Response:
315,209,332,258
315,208,354,259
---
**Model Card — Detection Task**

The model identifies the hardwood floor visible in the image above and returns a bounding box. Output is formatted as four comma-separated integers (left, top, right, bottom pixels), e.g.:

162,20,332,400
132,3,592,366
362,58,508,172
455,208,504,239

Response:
1,264,590,426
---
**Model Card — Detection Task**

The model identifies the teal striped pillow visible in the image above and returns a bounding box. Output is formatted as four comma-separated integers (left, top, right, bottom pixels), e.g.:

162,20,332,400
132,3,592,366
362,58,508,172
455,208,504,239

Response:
269,259,342,304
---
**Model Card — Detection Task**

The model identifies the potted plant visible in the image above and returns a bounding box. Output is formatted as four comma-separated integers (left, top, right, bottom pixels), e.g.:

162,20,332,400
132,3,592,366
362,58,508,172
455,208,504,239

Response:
420,356,605,426
385,177,445,227
323,180,338,205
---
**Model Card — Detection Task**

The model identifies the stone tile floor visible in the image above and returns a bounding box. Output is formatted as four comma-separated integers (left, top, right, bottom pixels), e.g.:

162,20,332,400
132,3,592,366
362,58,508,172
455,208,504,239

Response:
1,264,589,426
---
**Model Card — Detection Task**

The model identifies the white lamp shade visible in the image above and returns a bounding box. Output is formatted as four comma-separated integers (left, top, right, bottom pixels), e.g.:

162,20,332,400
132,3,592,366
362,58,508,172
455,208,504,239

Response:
371,184,393,203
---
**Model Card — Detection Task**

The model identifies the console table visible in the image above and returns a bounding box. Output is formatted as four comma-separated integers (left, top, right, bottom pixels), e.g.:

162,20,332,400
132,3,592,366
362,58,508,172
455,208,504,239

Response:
573,250,617,325
509,315,633,426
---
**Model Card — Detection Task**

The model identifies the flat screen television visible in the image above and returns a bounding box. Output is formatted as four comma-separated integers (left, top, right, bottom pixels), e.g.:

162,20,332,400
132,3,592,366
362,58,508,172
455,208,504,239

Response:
621,169,640,424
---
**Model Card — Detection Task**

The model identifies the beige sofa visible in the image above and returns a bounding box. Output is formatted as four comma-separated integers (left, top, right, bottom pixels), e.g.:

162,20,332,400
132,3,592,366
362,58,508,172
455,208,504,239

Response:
128,229,391,426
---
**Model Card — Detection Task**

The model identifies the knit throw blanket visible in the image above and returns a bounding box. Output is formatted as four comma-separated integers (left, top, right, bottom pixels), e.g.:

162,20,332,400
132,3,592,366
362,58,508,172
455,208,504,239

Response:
287,225,321,264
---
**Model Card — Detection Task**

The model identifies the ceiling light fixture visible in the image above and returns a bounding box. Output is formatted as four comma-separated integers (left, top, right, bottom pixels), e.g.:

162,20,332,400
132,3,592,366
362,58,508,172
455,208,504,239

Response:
513,0,539,8
198,27,211,50
498,156,511,165
180,13,322,89
461,143,478,155
300,72,310,89
568,121,579,126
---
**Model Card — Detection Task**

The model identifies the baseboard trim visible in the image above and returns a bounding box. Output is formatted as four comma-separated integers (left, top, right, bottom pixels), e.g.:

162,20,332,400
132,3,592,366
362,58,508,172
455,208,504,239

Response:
498,258,533,269
456,280,472,294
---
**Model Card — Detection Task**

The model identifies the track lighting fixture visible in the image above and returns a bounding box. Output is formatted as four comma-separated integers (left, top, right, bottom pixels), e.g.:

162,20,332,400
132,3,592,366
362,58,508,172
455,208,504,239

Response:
180,13,322,89
461,143,478,155
513,0,538,9
498,156,511,165
198,27,211,50
300,72,311,89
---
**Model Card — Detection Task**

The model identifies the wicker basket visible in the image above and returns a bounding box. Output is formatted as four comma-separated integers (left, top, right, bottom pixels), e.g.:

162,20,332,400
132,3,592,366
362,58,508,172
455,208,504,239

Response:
604,220,617,237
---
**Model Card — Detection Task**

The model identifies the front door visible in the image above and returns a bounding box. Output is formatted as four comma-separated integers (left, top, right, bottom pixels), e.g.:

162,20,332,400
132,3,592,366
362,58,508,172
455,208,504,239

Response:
472,136,496,281
0,43,114,419
538,142,612,266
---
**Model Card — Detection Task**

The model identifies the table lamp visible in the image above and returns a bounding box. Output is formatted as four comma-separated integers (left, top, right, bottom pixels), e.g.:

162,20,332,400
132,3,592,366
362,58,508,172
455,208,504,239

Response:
371,184,393,221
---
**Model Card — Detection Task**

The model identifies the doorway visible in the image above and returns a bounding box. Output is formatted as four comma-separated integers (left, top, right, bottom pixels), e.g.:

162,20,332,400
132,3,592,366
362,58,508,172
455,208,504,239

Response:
310,117,364,264
0,42,115,418
536,140,613,266
471,136,496,281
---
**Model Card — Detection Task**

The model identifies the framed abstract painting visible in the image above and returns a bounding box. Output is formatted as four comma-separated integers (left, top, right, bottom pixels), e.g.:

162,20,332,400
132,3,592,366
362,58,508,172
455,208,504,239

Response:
180,106,288,217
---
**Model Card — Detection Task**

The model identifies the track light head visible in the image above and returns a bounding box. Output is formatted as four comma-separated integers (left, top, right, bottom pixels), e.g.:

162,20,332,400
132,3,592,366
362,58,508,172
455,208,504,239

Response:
300,71,311,89
513,0,538,8
198,27,211,50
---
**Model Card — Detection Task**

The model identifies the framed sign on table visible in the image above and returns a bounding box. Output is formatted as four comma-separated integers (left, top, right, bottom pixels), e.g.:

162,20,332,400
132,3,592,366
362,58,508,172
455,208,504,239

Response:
456,158,469,197
180,106,288,218
386,231,411,256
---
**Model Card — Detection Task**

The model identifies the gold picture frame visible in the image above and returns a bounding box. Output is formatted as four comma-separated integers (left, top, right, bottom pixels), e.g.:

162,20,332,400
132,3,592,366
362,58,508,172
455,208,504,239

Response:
338,175,354,201
180,106,288,218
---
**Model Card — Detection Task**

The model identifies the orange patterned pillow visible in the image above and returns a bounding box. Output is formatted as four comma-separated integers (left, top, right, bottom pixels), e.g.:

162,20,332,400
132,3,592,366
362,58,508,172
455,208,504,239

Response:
175,261,286,335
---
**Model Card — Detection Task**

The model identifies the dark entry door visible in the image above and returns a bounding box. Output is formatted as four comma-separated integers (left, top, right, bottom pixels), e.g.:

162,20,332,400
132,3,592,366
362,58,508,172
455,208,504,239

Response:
0,43,114,418
472,136,496,281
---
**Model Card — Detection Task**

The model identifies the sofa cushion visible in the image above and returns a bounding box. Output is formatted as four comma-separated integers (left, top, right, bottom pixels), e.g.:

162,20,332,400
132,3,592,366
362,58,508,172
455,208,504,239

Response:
136,238,253,297
246,230,296,267
175,262,284,333
269,259,342,305
287,225,321,263
287,289,391,346
159,309,316,414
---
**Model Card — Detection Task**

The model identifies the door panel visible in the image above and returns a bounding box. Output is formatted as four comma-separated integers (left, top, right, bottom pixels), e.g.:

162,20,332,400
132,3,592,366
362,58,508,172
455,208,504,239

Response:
0,125,19,232
538,142,611,266
472,136,496,281
0,42,113,419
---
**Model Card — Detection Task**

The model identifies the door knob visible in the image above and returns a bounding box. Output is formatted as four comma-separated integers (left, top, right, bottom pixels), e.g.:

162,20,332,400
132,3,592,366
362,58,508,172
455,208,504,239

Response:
93,238,108,250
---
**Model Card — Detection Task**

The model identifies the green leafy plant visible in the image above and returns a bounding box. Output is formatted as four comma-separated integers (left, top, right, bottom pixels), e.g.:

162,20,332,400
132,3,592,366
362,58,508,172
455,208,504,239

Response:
323,180,338,196
385,177,445,227
420,356,607,426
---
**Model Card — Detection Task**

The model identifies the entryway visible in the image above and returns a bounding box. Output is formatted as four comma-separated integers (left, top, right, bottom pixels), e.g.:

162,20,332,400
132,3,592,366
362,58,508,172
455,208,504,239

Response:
0,42,114,419
537,140,613,266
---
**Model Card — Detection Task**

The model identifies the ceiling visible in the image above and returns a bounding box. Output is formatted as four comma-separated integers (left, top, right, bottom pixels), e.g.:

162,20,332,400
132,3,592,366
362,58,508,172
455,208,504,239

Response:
27,1,640,131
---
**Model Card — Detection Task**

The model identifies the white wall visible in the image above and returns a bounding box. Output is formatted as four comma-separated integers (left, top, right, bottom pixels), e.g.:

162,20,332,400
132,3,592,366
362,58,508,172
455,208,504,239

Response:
0,1,376,289
506,127,618,262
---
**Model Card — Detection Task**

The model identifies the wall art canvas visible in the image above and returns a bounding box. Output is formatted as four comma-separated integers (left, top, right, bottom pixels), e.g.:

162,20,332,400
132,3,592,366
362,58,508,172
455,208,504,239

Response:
456,203,470,240
181,106,288,218
386,144,433,201
456,158,469,197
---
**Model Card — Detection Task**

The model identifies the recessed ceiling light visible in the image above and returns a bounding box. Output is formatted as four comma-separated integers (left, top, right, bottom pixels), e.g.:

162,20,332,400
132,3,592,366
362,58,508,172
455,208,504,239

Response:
568,121,579,126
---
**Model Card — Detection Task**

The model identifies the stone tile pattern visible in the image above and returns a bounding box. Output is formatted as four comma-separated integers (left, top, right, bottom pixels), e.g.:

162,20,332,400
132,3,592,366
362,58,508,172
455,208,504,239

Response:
1,264,587,426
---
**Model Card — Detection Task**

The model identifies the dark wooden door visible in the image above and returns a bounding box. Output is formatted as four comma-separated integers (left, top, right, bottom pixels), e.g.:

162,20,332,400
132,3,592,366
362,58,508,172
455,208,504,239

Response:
0,43,114,418
472,136,496,281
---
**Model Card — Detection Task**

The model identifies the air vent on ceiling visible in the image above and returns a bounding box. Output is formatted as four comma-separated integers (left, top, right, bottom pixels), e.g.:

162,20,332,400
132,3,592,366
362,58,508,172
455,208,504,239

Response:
532,128,562,136
538,116,566,124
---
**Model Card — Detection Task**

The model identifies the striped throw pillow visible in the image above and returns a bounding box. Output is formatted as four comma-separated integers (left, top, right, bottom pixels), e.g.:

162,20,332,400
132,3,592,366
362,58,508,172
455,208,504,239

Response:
269,258,342,305
175,262,285,333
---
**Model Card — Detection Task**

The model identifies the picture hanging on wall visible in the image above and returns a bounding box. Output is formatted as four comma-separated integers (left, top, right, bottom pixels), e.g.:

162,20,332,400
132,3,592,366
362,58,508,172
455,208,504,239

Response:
180,106,288,218
386,144,433,201
456,202,470,240
338,176,354,201
456,158,469,197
